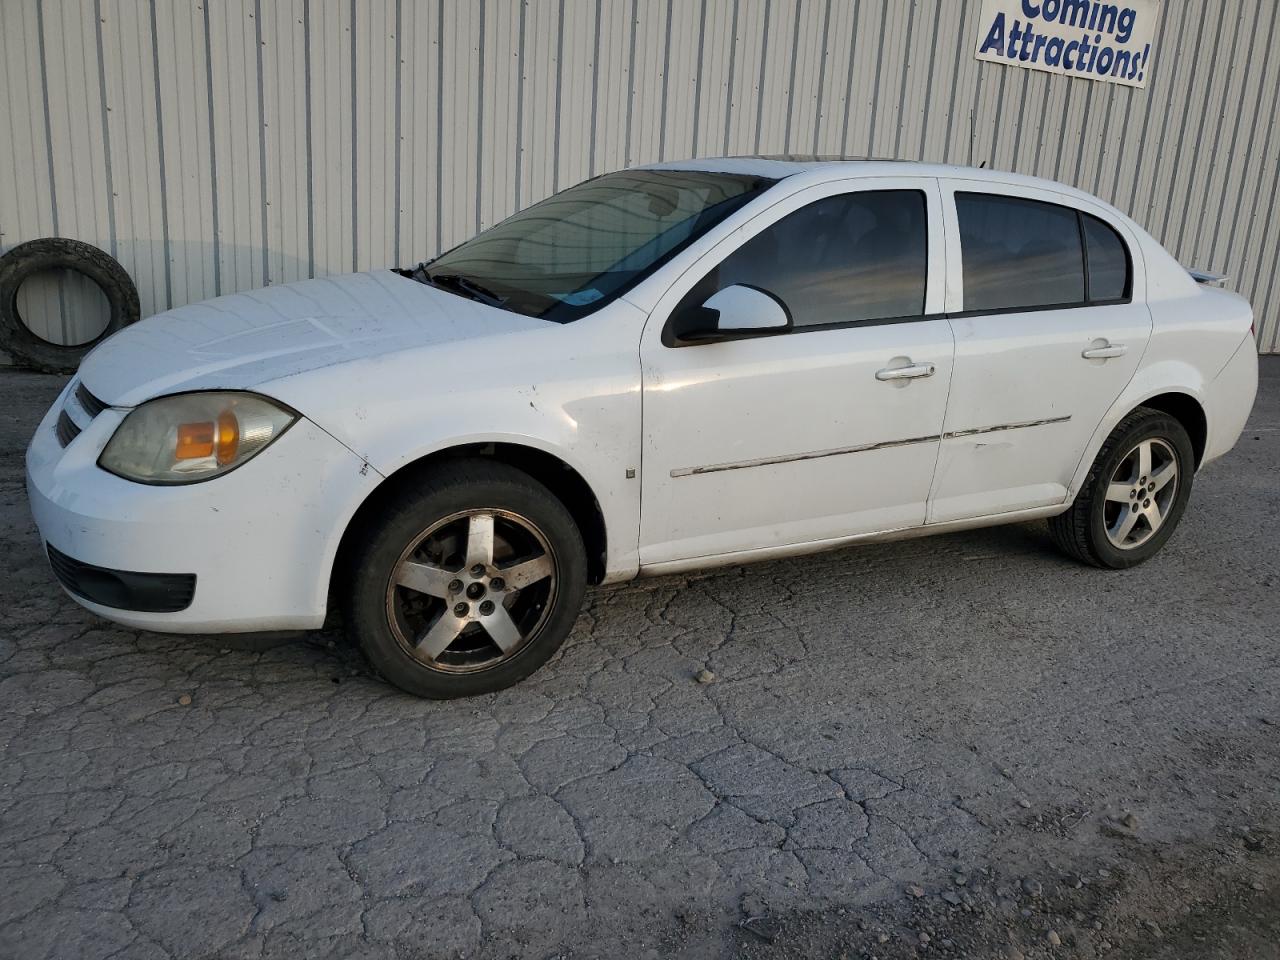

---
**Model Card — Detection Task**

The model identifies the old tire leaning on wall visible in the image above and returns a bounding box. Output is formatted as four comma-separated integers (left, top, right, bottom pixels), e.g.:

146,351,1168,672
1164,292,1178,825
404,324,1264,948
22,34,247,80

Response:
0,238,140,374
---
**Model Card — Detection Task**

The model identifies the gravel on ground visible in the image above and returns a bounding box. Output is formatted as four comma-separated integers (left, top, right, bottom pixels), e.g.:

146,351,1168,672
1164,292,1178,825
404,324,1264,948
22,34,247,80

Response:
2,361,1277,959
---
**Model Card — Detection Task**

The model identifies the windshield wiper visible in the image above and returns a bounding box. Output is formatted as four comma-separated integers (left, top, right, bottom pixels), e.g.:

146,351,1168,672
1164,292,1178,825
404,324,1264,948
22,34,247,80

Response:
426,272,508,308
395,260,434,281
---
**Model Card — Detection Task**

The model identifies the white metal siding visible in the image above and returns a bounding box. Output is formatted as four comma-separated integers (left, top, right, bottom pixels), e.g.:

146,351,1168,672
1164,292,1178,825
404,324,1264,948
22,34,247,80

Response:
2,0,1278,351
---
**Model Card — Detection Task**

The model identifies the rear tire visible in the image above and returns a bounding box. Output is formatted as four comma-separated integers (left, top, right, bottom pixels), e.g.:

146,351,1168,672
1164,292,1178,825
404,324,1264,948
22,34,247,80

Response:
342,460,587,698
1049,407,1195,569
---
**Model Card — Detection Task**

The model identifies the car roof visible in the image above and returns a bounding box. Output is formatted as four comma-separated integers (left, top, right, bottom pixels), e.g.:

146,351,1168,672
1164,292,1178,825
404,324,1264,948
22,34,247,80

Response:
636,155,1113,211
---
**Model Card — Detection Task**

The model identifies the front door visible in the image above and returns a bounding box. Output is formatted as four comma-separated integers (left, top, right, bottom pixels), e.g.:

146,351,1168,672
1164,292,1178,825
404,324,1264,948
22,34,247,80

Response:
928,181,1152,523
638,178,955,566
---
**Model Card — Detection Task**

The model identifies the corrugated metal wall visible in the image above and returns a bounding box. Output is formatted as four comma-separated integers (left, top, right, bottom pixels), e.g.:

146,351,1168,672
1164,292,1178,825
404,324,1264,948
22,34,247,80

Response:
3,0,1279,353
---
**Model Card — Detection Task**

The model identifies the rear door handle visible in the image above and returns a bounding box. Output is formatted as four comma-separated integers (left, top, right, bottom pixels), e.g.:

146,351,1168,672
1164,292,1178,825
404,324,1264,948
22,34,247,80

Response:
1082,343,1127,359
875,362,936,381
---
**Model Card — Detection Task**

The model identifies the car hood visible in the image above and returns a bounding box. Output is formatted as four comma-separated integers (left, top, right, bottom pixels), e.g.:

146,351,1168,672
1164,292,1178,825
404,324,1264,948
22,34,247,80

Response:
79,271,544,407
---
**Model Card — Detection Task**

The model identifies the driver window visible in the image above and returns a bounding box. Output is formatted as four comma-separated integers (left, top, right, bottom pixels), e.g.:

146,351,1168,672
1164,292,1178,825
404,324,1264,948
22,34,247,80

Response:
677,189,929,329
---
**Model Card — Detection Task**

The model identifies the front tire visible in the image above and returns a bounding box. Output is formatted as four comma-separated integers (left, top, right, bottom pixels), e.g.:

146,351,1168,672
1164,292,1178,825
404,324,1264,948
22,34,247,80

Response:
342,460,587,698
1049,407,1195,569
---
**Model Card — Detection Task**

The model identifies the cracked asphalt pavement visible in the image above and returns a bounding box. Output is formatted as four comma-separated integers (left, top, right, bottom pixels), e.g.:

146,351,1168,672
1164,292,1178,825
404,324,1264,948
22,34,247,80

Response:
2,362,1278,959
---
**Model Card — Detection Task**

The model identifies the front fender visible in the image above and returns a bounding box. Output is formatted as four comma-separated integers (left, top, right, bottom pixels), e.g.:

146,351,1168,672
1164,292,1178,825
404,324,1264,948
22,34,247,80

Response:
263,304,646,581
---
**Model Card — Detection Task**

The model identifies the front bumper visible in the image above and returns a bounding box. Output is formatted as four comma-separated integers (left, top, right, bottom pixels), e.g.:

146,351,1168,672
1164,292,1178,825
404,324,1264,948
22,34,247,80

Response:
46,542,197,612
26,381,381,632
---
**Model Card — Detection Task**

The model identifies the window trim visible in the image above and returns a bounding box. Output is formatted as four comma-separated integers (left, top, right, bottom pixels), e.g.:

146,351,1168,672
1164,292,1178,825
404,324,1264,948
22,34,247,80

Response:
661,185,1139,348
666,294,1147,347
661,187,934,346
953,190,1133,315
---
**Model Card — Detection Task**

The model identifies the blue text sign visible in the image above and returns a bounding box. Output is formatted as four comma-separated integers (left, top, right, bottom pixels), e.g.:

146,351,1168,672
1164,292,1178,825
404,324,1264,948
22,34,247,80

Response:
975,0,1160,88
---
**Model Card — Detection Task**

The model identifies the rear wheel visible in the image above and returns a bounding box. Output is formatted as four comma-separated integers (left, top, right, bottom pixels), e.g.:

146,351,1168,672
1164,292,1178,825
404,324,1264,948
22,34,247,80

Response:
1049,407,1195,569
343,460,587,698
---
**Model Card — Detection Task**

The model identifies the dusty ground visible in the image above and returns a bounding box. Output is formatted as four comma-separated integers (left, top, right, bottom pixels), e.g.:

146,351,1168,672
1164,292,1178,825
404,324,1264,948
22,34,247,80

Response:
1,361,1277,960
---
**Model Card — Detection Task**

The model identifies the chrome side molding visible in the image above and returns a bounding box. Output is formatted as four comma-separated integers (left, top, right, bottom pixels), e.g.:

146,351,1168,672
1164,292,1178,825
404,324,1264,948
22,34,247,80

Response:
671,416,1072,477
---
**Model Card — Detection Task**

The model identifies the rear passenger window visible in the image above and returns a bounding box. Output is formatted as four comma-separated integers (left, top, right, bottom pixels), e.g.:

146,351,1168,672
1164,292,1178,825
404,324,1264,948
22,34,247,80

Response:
685,189,929,328
1083,214,1130,301
956,193,1084,312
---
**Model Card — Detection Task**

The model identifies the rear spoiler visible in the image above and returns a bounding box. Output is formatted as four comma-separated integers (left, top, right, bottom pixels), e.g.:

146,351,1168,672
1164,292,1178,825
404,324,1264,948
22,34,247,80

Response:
1188,268,1229,286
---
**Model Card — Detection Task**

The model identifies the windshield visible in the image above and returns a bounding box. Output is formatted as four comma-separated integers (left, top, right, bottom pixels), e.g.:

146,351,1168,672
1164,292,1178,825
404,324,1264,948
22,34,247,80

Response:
415,170,776,322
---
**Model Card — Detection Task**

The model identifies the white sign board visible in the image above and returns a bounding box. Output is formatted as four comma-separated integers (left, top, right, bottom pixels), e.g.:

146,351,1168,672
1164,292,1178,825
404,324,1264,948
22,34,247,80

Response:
975,0,1160,88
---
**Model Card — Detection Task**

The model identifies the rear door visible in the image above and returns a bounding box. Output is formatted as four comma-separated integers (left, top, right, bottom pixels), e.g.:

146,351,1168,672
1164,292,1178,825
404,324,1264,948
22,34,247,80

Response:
928,181,1151,523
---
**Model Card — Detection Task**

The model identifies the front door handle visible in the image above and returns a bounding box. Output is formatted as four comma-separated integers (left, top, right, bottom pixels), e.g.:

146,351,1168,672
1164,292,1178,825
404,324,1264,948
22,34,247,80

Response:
876,362,936,381
1082,342,1128,360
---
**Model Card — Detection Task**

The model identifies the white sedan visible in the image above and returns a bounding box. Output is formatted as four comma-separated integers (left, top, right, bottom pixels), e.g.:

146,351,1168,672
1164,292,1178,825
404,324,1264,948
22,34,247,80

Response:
27,159,1258,698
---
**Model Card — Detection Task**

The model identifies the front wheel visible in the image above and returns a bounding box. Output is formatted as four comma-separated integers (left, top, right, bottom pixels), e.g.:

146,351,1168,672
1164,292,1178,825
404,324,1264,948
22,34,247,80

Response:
1049,407,1195,569
342,460,587,698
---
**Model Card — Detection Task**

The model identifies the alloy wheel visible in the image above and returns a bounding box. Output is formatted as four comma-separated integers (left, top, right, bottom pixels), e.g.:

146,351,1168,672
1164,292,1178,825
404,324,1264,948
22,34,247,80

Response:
1103,437,1179,550
385,509,557,673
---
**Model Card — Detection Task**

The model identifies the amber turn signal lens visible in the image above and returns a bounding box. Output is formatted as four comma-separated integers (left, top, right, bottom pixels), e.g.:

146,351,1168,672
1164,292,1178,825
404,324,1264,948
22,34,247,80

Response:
175,411,239,463
215,410,239,465
175,421,216,460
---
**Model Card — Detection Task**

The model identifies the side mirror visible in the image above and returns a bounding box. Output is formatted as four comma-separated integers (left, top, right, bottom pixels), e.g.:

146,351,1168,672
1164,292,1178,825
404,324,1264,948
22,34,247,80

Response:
670,284,792,345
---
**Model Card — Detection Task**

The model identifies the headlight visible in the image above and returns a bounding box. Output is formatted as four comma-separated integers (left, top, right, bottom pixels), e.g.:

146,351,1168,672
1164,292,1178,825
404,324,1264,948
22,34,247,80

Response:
99,392,298,484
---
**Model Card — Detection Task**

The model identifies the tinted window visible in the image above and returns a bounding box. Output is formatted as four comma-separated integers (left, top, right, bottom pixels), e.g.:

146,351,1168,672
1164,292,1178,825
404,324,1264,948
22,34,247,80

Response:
681,190,928,328
956,193,1085,312
1083,213,1130,301
422,170,774,322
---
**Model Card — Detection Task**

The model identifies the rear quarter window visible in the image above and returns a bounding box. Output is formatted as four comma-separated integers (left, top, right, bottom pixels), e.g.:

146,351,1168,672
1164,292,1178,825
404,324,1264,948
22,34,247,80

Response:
1082,213,1132,301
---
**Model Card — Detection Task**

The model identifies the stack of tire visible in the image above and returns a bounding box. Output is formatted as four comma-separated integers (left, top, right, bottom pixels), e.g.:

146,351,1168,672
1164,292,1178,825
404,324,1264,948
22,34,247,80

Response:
0,238,139,374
